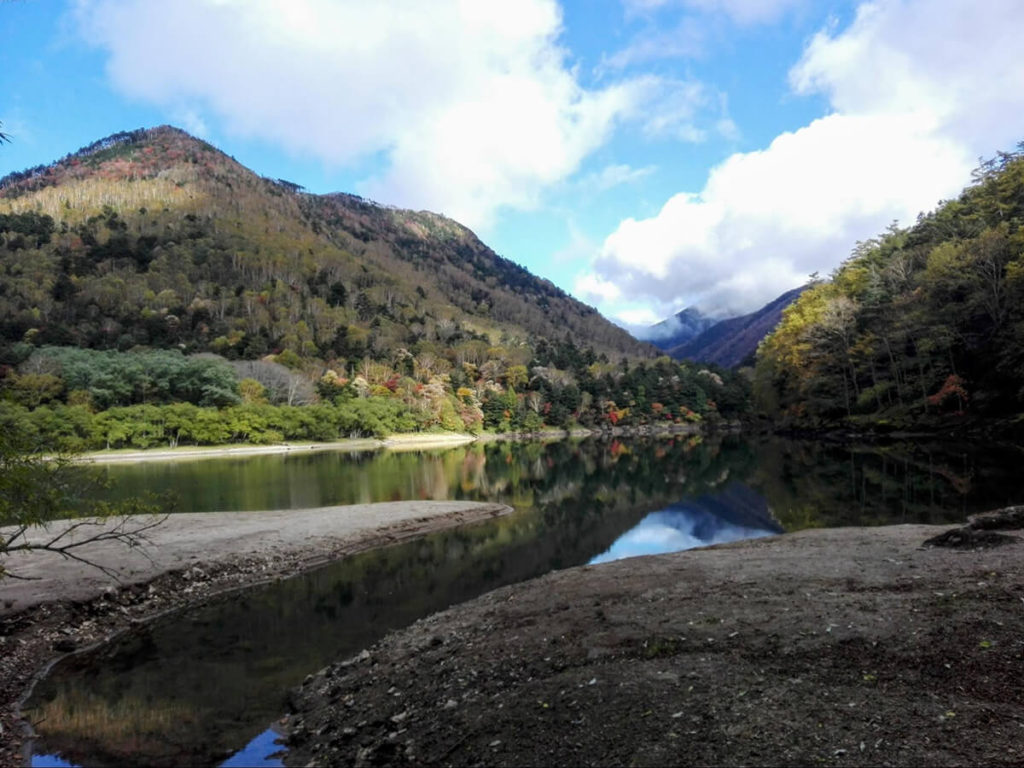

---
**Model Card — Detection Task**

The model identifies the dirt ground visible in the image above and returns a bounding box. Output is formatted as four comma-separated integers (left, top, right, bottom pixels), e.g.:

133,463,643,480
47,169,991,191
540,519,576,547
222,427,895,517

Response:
0,501,511,766
284,520,1024,767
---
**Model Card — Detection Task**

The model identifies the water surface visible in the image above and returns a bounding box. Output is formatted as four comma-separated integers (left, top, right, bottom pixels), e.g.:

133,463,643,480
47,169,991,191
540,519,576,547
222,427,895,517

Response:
28,434,1024,766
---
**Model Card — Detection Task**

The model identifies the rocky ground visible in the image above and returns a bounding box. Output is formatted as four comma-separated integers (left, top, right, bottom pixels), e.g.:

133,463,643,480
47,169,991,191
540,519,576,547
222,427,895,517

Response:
285,512,1024,767
0,501,511,766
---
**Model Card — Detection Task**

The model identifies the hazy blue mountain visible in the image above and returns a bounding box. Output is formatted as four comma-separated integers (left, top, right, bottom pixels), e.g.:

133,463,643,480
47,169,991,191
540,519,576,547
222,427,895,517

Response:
641,307,719,351
669,286,808,368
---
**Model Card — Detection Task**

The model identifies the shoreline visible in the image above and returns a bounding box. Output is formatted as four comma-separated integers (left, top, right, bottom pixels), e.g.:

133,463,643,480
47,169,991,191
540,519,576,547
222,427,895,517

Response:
76,432,477,464
0,500,513,766
3,506,1020,766
285,521,1024,767
74,422,717,464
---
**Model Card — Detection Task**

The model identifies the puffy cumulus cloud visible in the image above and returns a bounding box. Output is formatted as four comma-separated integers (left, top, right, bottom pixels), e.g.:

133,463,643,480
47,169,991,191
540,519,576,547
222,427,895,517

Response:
72,0,649,229
573,272,622,303
587,0,1024,316
790,0,1024,149
594,114,967,314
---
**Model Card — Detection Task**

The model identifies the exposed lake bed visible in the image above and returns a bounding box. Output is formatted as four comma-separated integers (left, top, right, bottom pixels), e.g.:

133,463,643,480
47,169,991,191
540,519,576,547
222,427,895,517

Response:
3,434,1024,766
0,501,512,767
286,523,1024,767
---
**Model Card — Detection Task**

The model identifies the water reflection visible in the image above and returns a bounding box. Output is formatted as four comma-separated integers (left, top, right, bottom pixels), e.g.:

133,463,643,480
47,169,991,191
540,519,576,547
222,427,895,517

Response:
30,436,751,767
752,437,1024,529
590,484,783,564
27,434,1024,767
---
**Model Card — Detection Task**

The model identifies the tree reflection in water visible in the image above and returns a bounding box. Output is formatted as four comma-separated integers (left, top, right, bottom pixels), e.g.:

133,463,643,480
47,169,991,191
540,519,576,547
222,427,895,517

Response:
29,435,1024,767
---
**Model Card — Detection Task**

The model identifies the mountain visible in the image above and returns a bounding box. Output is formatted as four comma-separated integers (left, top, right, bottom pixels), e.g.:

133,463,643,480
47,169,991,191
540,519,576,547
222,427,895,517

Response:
668,286,807,368
0,126,653,364
642,307,718,350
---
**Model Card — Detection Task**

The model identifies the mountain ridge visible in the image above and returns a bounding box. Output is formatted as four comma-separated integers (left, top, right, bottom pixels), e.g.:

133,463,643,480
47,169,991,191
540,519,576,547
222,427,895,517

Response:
669,286,808,368
0,125,655,363
642,306,718,350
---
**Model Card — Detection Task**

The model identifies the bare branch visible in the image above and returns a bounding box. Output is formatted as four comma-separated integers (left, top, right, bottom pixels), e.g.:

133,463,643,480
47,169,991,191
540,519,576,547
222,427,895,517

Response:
2,514,170,581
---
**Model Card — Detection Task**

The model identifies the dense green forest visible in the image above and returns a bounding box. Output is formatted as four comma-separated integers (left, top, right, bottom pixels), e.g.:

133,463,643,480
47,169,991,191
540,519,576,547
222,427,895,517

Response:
755,145,1024,431
0,127,748,447
0,344,748,450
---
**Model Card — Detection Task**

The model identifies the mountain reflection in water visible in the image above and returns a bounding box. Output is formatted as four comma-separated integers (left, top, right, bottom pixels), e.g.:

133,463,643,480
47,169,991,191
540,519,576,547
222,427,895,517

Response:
28,434,1024,768
590,484,783,563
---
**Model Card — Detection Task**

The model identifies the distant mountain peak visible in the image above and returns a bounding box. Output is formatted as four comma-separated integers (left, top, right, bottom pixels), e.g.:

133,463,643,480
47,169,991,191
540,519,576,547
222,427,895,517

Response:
668,286,808,368
639,306,719,351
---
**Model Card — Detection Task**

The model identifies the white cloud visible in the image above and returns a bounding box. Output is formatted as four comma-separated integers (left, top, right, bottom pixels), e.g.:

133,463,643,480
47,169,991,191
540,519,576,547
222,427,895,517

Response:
173,108,209,139
600,16,705,70
587,0,1024,315
616,307,662,326
623,0,806,25
790,0,1024,148
581,163,656,192
640,79,711,142
685,0,806,24
72,0,651,229
573,272,622,303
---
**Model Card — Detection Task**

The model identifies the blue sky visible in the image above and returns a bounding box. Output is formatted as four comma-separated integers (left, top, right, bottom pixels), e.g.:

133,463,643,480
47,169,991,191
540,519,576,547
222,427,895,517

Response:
3,0,1023,334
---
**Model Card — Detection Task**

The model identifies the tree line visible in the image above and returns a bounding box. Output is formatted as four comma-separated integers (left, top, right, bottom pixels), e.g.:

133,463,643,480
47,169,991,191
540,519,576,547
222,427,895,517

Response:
755,145,1024,430
0,341,748,451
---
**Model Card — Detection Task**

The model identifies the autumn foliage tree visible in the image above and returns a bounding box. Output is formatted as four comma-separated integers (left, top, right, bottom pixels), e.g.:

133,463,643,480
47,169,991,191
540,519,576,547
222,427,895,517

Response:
756,144,1024,429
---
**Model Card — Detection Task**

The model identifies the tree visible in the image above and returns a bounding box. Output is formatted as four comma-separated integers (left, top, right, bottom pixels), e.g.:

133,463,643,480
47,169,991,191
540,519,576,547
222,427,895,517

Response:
0,429,171,581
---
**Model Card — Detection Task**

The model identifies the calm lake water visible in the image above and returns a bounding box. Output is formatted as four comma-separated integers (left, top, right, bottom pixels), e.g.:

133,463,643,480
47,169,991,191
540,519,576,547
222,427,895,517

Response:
26,434,1024,767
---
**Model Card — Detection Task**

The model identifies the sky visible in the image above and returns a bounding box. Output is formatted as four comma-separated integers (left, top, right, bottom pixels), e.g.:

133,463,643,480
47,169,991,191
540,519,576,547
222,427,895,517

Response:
3,0,1024,335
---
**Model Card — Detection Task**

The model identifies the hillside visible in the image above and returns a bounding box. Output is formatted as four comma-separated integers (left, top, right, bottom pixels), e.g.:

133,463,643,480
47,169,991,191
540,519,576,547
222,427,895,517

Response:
0,127,754,445
669,286,807,368
642,307,717,350
0,126,652,365
754,146,1024,429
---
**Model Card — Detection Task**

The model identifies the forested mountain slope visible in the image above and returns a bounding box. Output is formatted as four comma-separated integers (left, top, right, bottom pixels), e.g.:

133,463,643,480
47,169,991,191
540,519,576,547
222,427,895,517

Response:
670,286,806,368
754,146,1024,429
0,126,652,364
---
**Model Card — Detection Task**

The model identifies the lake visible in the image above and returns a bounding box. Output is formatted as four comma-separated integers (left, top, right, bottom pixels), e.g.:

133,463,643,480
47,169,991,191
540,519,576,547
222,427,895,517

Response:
26,434,1024,767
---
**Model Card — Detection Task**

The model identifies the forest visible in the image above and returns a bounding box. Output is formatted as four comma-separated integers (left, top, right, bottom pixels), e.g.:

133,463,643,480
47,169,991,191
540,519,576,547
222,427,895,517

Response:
754,145,1024,432
0,127,759,450
0,126,645,363
0,343,748,450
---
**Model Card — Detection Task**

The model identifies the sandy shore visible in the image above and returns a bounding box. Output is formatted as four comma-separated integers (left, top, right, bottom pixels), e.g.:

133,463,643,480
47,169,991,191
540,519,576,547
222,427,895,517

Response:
76,423,717,464
79,432,478,464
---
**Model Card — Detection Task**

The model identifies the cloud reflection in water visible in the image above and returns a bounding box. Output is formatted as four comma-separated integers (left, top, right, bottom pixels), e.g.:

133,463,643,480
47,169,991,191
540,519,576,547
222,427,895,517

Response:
590,484,782,564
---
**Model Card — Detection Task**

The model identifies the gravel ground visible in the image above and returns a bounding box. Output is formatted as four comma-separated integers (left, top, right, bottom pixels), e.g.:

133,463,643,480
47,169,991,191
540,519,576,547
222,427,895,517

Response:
285,520,1024,767
0,501,511,766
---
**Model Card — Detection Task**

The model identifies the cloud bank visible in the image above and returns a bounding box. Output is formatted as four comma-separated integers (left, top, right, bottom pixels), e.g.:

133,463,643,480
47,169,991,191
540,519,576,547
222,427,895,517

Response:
73,0,649,229
583,0,1024,316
